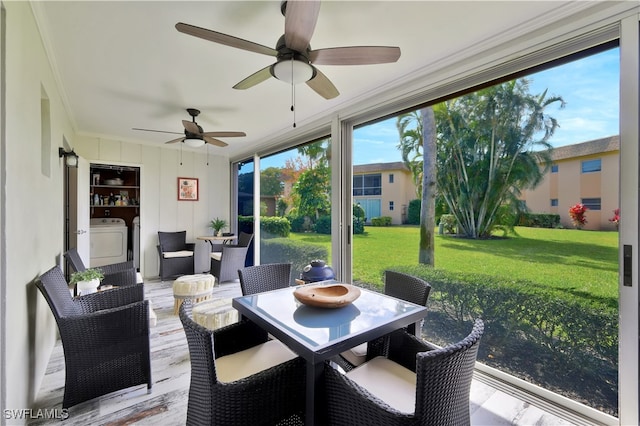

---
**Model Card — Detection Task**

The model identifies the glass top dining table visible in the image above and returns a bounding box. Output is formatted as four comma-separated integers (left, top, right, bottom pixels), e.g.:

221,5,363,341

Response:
232,281,428,425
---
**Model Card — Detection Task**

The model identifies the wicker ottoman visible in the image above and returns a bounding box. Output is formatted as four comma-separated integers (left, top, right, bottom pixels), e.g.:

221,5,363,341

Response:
192,298,238,330
173,274,215,315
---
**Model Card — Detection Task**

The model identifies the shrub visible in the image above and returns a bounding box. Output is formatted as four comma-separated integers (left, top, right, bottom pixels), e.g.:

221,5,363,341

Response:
353,203,366,221
439,214,456,234
288,215,307,233
353,216,365,234
568,203,588,228
261,216,291,238
260,238,329,285
517,213,560,228
315,216,331,234
407,199,421,224
370,216,392,226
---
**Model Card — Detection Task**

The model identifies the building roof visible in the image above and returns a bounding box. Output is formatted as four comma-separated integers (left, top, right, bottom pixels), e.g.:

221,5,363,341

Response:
353,162,410,173
551,135,619,161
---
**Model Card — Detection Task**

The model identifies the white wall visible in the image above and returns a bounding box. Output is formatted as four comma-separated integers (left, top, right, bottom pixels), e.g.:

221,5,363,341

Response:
3,1,76,415
1,2,230,417
75,137,230,278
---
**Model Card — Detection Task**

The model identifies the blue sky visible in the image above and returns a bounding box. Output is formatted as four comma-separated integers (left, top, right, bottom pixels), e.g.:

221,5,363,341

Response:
353,47,620,165
260,47,619,169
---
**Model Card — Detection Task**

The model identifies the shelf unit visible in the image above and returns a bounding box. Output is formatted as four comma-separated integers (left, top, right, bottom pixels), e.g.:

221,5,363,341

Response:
90,164,140,226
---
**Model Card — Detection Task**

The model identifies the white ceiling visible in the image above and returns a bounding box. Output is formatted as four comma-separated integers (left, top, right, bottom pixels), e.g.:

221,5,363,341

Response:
32,1,601,160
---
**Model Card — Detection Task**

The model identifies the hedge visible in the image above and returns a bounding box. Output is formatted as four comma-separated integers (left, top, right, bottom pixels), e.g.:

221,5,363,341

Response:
389,264,618,414
370,216,392,226
238,215,290,238
518,213,561,228
260,238,329,285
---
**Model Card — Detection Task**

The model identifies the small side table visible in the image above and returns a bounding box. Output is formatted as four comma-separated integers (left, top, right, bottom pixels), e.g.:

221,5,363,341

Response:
173,274,215,315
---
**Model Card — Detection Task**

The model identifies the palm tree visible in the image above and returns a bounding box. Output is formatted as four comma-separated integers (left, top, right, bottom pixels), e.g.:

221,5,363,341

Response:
397,107,437,265
436,79,563,238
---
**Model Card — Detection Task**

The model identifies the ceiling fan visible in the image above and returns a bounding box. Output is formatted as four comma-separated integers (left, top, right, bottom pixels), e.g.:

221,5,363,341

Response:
175,0,401,100
132,108,246,148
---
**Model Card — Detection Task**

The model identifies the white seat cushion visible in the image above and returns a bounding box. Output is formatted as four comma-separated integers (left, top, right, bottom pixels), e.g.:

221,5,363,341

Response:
163,250,194,258
341,342,368,366
136,272,143,284
216,340,297,383
209,252,222,261
345,356,416,414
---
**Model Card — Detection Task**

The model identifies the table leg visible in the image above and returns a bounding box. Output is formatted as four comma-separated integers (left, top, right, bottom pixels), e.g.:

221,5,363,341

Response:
306,361,324,426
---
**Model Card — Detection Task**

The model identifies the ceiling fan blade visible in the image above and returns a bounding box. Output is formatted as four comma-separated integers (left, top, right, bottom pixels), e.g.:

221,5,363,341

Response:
233,65,273,90
132,128,183,135
284,0,320,52
182,120,201,134
202,131,247,138
165,137,185,144
306,67,339,99
204,136,228,147
176,22,277,57
309,46,401,65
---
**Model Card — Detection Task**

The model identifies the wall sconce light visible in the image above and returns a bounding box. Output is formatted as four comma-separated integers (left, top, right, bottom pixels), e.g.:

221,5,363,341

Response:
58,147,79,168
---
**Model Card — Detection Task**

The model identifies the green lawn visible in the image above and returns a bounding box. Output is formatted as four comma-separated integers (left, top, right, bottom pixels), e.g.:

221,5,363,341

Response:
289,226,619,301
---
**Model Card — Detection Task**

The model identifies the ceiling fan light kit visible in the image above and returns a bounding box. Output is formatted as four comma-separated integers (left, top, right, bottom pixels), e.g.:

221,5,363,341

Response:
133,108,246,148
272,58,314,84
175,0,401,101
184,138,205,148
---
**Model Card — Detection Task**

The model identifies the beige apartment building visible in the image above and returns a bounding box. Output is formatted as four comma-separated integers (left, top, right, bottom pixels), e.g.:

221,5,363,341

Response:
353,162,416,225
521,136,620,231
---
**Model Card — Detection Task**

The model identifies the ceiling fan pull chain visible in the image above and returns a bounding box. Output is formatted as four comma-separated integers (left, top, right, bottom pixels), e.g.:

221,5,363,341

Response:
290,58,297,128
206,144,209,166
180,144,183,166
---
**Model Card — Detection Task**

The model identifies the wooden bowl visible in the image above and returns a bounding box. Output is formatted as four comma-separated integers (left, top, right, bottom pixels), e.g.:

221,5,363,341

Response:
293,283,361,308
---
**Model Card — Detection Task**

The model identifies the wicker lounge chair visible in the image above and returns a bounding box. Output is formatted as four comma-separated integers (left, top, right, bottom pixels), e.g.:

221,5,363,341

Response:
36,266,152,409
64,247,139,287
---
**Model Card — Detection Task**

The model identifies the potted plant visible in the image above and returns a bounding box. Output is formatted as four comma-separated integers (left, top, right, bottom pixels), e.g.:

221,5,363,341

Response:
209,217,228,236
70,268,104,295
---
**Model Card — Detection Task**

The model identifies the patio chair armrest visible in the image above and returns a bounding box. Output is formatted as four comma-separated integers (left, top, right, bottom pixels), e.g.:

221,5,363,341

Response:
99,260,135,275
101,268,138,287
76,283,144,312
59,300,149,350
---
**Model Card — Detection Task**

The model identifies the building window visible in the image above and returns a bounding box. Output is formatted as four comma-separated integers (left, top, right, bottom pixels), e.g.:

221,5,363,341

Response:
389,201,394,211
353,173,382,196
581,197,601,211
551,199,558,207
389,173,394,183
581,159,601,173
551,164,558,173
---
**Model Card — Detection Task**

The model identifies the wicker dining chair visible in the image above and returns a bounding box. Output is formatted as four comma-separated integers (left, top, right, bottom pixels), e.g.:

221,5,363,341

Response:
238,263,292,295
157,231,195,281
36,266,152,409
325,319,484,426
340,270,432,368
210,233,254,283
179,300,305,426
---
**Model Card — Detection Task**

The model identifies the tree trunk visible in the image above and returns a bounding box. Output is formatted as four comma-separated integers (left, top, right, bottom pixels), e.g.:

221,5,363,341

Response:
419,107,437,265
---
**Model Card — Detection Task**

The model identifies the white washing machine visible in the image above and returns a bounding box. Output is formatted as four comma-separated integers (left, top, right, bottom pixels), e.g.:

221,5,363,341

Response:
90,218,128,267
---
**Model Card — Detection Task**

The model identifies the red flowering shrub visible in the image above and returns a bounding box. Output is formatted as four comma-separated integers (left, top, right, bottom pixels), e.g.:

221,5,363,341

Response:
568,203,588,228
609,208,620,229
